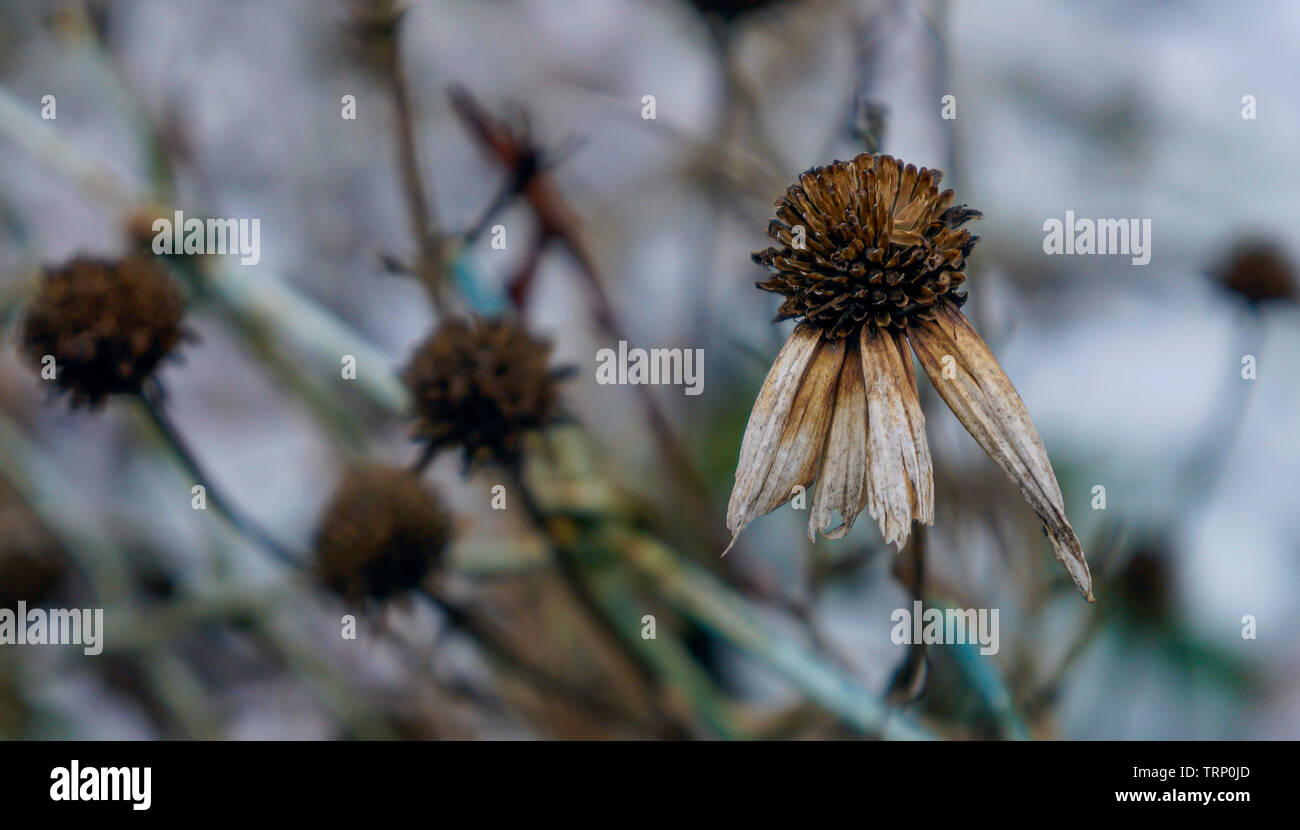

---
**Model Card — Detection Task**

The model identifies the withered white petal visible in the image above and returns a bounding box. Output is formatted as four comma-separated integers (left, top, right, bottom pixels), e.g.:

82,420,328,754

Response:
908,302,1094,601
726,325,832,548
747,337,843,514
859,326,934,550
809,338,869,540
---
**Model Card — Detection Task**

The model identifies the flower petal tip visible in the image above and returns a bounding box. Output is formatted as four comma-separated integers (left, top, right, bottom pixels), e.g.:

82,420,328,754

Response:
721,533,740,558
1044,523,1094,603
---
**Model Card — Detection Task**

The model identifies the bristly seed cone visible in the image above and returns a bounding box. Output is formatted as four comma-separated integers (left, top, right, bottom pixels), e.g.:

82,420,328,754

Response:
1217,239,1295,306
753,153,982,338
402,317,564,466
690,0,787,22
20,254,188,409
314,465,453,602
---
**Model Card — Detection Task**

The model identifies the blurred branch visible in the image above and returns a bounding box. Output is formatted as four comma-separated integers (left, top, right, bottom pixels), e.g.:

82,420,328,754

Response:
448,86,762,575
886,526,928,705
947,640,1030,741
380,11,449,312
132,391,303,568
521,440,933,739
0,413,132,603
0,74,928,740
604,523,934,740
0,86,145,214
508,464,701,737
56,1,176,200
0,86,405,443
133,649,221,738
417,586,668,736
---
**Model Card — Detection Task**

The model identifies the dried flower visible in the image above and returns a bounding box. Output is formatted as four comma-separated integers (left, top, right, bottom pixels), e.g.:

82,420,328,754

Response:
730,153,1093,601
20,254,187,409
689,0,788,23
402,317,564,466
314,465,453,602
1216,239,1295,307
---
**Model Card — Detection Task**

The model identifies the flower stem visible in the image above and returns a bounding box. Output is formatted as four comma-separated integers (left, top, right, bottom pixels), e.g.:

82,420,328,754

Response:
415,586,665,736
506,461,693,737
382,23,448,314
134,391,302,568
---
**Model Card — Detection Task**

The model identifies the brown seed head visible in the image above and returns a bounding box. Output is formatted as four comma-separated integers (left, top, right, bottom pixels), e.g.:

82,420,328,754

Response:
314,465,453,602
690,0,786,22
20,254,187,408
1217,239,1295,306
753,153,982,338
402,317,563,466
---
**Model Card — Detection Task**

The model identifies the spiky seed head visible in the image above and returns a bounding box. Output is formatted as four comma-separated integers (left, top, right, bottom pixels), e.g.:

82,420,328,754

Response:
20,254,187,409
690,0,787,22
314,465,453,602
1217,239,1295,306
753,153,982,339
402,317,562,466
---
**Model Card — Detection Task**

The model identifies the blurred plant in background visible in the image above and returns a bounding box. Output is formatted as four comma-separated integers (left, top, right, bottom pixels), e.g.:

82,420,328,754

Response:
0,0,1296,740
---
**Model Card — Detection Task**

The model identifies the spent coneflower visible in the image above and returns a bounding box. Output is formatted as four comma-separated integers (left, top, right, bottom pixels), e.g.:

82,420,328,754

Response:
314,465,453,602
729,153,1094,601
20,254,188,409
1216,239,1295,307
402,317,566,467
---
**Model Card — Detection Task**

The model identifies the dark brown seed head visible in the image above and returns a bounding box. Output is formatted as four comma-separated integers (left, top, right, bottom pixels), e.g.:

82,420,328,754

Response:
752,153,982,338
402,317,563,466
20,254,187,409
1217,239,1295,306
314,465,453,602
690,0,786,22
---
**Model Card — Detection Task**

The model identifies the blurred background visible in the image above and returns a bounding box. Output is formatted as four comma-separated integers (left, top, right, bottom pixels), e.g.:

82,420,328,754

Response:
1,0,1297,740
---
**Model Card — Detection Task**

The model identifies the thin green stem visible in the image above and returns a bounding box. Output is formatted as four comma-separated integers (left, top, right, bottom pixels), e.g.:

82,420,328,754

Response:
609,524,936,740
506,464,681,721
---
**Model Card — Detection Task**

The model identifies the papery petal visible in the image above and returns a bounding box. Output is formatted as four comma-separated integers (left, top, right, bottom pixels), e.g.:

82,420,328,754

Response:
860,325,934,550
726,326,841,548
809,337,869,540
908,301,1094,601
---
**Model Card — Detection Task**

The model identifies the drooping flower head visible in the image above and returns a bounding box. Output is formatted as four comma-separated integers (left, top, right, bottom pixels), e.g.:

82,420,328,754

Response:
314,464,453,602
20,254,188,409
730,153,1093,601
402,317,565,467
